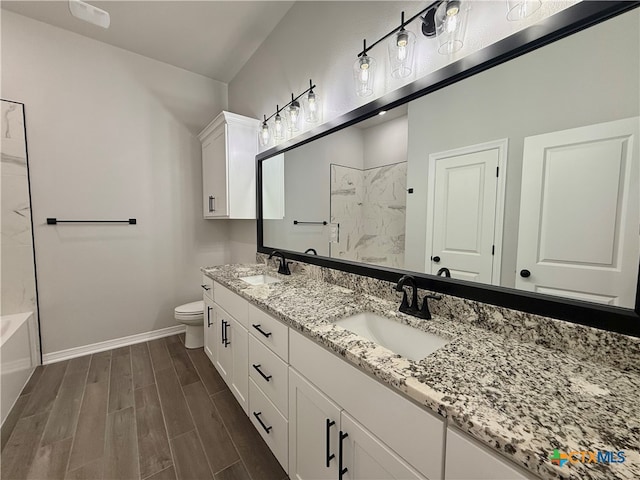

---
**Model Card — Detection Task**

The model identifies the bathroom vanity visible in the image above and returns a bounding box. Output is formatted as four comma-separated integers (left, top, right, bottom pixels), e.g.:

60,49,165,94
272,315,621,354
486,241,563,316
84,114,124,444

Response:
201,263,640,480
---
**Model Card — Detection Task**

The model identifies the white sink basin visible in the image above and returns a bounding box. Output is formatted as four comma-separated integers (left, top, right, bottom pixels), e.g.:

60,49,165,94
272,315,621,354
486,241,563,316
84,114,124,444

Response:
335,312,449,361
239,274,281,286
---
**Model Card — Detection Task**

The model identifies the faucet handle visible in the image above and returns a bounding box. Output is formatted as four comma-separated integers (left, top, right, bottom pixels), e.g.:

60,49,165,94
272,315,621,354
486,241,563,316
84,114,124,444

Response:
424,293,442,301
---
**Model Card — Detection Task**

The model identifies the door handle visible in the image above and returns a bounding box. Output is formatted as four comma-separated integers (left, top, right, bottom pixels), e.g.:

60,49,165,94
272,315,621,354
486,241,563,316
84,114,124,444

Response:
252,324,272,338
223,321,230,347
431,255,441,263
253,411,272,434
252,364,272,382
520,269,531,278
326,419,336,467
208,195,216,212
339,431,349,480
207,306,212,327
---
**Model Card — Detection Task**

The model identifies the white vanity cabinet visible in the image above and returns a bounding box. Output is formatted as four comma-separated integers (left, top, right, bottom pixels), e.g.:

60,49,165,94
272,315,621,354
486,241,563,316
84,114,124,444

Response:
212,282,249,414
289,330,444,480
198,111,260,219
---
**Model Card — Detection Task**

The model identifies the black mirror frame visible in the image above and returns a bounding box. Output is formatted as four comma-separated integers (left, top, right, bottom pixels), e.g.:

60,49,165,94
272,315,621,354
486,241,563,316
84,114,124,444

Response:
256,0,640,338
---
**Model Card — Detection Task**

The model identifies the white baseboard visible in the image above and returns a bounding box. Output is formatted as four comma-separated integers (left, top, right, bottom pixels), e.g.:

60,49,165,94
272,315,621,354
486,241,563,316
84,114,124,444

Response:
42,325,186,364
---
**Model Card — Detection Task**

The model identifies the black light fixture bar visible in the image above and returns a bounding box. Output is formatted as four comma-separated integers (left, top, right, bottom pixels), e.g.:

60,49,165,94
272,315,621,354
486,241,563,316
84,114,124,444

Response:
263,79,317,123
47,218,137,225
356,2,440,57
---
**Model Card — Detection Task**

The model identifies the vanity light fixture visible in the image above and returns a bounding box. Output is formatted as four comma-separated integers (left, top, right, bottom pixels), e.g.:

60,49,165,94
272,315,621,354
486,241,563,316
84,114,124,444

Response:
506,0,542,21
259,80,320,146
354,39,377,97
352,1,471,97
388,12,416,79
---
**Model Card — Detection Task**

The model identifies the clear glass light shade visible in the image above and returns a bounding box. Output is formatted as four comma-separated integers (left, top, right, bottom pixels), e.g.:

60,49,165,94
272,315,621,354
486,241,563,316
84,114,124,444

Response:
258,122,271,148
303,90,321,124
435,0,470,55
353,55,376,97
388,28,416,79
272,113,286,141
506,0,541,21
285,100,302,132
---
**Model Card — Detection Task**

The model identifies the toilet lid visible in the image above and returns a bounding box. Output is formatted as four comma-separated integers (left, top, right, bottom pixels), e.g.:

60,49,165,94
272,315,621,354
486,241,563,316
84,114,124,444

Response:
175,300,204,315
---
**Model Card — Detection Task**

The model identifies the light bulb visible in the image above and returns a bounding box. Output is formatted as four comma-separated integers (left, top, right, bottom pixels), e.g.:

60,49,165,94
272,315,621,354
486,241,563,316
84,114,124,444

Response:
396,31,408,61
259,122,270,147
274,113,284,140
287,98,301,132
303,87,321,124
353,54,376,97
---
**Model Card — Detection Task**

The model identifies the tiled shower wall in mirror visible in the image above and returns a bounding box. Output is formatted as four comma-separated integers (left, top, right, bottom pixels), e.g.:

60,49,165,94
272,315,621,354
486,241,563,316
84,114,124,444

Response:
331,162,407,268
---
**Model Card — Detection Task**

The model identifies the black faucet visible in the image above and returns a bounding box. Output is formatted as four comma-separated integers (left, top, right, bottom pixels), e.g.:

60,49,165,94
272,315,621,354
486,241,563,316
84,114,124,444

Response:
304,248,318,255
268,250,292,275
395,274,442,320
437,267,451,278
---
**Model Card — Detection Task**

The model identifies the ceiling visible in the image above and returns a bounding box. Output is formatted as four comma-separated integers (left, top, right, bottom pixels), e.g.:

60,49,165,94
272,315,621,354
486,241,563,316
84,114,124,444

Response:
1,0,295,83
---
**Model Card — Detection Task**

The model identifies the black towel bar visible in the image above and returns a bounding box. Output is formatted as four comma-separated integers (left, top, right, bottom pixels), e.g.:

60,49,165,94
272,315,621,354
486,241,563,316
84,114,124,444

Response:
47,218,136,225
293,220,327,225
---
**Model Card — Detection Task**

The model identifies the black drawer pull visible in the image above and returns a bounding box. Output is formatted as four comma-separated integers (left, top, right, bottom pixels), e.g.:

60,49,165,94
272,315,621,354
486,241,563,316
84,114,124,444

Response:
252,364,272,382
252,324,272,338
201,284,211,291
326,419,336,467
221,319,225,345
339,431,349,479
253,411,272,433
223,320,230,347
207,306,212,327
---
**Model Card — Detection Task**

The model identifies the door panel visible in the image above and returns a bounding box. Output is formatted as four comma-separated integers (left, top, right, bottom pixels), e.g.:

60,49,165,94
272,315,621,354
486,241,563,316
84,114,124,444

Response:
517,117,639,307
202,127,228,218
429,148,500,284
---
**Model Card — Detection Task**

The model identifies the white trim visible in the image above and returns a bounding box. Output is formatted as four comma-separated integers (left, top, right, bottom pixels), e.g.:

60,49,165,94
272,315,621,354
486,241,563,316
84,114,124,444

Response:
425,138,509,286
42,325,186,365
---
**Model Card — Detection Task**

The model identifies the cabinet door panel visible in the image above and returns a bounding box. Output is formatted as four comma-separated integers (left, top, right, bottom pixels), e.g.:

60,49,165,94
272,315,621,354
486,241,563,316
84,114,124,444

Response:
230,317,248,414
202,126,228,218
340,412,424,480
289,368,341,480
203,296,216,363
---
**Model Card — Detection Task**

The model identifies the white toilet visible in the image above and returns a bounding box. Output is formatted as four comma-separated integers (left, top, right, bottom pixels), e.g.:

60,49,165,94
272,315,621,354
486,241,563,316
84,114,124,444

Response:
174,300,204,349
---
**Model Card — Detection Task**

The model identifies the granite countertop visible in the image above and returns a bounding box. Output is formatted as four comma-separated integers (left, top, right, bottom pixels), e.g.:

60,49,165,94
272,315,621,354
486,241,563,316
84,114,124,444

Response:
202,263,640,480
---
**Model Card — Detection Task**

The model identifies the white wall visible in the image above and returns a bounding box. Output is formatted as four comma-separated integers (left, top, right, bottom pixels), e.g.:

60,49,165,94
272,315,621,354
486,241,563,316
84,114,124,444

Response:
228,0,575,260
362,115,408,170
404,9,640,286
1,11,229,355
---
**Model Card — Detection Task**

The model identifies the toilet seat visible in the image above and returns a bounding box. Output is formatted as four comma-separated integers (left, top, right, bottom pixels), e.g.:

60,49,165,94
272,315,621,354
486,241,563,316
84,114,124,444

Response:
175,300,204,321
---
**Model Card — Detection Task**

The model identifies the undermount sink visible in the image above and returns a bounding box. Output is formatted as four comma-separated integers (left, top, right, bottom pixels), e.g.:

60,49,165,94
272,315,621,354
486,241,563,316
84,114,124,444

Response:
239,274,281,286
335,312,449,361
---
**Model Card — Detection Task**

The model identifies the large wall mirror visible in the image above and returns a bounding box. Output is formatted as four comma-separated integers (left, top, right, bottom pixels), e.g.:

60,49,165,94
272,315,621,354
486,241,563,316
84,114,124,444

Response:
258,1,640,337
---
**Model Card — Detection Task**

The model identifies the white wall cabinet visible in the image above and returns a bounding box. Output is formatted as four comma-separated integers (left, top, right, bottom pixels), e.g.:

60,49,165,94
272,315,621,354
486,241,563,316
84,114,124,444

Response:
198,111,259,219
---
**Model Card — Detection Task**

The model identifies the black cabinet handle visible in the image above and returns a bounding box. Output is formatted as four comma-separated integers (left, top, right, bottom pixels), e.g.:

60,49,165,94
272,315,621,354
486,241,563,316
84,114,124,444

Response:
252,364,272,382
223,321,230,347
431,255,441,263
520,269,531,278
207,306,212,327
252,324,272,338
209,195,216,212
200,284,211,291
220,319,225,345
253,411,272,434
339,431,349,480
326,419,336,467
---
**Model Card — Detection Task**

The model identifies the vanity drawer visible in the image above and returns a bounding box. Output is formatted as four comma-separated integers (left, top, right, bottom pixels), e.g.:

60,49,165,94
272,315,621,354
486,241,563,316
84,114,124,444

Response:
249,378,288,472
249,335,288,417
201,275,213,299
248,304,289,361
214,282,248,327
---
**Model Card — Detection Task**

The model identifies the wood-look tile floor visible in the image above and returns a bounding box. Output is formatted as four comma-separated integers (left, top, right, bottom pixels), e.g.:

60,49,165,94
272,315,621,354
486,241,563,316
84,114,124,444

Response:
1,334,287,480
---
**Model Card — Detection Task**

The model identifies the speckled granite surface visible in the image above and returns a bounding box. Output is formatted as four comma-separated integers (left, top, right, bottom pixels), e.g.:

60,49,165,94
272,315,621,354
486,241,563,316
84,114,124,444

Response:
204,263,640,480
